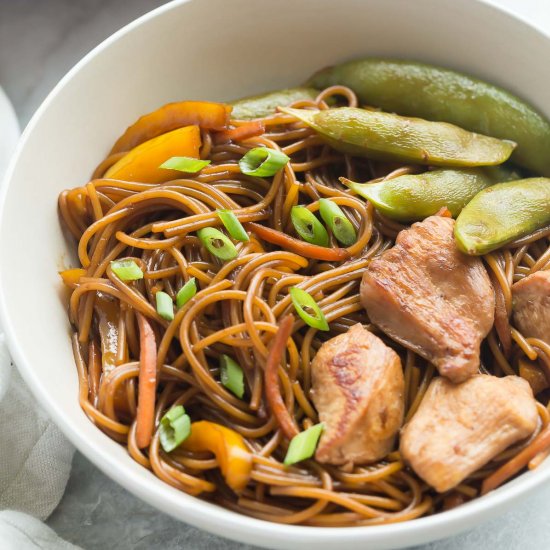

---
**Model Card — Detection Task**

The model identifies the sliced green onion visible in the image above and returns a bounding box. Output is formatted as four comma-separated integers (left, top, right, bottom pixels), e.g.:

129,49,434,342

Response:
289,287,329,331
197,227,238,261
176,277,197,309
290,206,329,247
159,405,191,453
217,209,249,242
110,259,143,281
284,423,324,465
318,198,357,246
220,354,245,398
155,291,174,321
239,147,290,177
159,156,211,173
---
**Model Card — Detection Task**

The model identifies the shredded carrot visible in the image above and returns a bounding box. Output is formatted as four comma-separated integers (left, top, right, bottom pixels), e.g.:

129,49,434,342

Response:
481,424,550,495
247,223,350,262
135,313,158,449
265,315,299,440
435,206,452,218
214,121,265,144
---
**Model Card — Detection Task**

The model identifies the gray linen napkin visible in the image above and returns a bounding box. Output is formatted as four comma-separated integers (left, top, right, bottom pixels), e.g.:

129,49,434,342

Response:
0,334,80,548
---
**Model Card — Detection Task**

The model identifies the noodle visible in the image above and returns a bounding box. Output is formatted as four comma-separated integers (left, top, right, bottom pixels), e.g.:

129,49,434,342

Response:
58,86,550,526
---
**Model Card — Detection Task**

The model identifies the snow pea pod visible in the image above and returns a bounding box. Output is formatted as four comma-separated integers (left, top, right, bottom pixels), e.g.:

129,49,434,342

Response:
280,107,515,167
455,178,550,255
341,168,492,222
308,58,550,175
230,87,319,120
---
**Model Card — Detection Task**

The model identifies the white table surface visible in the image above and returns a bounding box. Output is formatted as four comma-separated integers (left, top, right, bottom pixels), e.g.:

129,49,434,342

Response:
1,1,550,548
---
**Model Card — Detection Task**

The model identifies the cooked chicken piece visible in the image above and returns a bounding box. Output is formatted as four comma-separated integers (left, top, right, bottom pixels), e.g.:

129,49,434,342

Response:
512,270,550,344
311,324,404,465
400,375,538,492
361,215,494,383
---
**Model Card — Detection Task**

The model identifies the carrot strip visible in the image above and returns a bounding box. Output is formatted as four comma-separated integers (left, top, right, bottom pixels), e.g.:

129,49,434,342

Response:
481,424,550,495
529,448,550,469
435,206,452,218
264,315,299,440
135,313,158,449
247,223,350,262
214,121,265,144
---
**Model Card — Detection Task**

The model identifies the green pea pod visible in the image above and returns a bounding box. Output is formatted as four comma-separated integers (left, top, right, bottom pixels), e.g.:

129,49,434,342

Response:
230,87,319,120
280,107,515,168
341,168,492,222
308,58,550,175
455,178,550,255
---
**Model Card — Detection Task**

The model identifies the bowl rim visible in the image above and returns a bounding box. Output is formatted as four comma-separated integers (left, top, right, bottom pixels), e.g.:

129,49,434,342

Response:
1,0,550,547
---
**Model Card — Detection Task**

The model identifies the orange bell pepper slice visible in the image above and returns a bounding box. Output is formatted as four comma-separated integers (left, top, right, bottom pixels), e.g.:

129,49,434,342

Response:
109,101,231,154
181,420,252,492
105,125,201,183
59,268,86,288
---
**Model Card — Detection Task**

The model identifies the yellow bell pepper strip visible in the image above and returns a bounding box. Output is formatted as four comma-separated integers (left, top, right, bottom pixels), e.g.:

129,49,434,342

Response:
105,125,201,183
181,421,252,492
109,101,231,154
59,267,86,288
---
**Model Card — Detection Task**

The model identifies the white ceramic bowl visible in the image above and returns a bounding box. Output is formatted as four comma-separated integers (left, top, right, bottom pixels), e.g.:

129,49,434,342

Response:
1,0,549,548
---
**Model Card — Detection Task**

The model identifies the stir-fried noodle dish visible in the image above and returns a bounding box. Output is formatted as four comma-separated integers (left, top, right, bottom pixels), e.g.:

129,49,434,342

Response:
59,58,550,526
